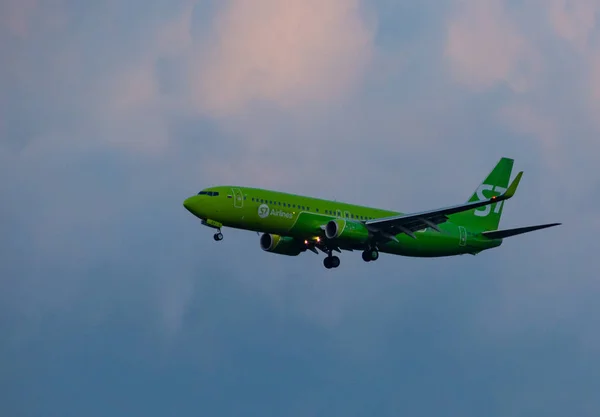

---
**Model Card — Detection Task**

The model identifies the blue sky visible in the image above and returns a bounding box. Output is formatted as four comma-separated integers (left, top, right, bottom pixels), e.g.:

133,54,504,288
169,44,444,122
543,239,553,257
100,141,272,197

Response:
1,0,599,416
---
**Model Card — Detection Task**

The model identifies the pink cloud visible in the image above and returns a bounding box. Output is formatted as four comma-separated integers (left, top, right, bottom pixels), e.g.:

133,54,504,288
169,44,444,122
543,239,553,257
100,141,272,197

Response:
549,0,599,50
0,0,38,38
547,1,600,131
497,103,558,147
444,0,540,92
190,0,375,116
0,0,67,39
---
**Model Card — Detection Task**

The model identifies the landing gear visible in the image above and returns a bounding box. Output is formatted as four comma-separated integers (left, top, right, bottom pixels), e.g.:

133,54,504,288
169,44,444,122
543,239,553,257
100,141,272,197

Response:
361,248,379,262
323,255,340,269
213,231,224,241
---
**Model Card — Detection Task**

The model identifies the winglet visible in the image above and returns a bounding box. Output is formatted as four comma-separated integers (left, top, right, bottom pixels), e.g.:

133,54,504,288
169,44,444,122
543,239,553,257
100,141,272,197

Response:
503,171,523,199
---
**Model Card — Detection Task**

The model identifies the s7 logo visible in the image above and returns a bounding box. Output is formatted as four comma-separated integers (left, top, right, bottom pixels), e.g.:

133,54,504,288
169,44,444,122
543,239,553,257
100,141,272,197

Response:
258,204,270,218
474,184,507,217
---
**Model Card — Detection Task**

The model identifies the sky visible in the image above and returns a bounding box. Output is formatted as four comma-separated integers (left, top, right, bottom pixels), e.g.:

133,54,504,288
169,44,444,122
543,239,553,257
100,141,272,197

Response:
1,0,599,416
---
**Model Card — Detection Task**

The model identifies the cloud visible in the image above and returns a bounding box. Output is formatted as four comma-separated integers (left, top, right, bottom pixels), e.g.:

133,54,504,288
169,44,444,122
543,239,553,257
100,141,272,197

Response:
0,0,38,38
545,1,600,130
497,103,558,147
549,0,600,50
190,0,375,117
3,2,600,415
444,0,540,92
0,0,67,42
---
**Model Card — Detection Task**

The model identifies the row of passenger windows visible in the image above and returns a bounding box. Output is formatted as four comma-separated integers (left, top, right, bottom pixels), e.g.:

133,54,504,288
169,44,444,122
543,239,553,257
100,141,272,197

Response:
250,197,375,220
198,191,219,196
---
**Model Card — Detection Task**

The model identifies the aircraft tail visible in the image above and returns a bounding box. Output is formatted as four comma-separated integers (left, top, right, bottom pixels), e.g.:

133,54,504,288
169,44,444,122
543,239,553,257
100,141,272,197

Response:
481,223,561,239
451,157,514,231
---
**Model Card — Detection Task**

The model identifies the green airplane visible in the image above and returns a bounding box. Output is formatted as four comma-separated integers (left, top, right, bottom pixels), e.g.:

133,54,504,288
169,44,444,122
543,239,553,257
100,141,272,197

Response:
183,157,560,269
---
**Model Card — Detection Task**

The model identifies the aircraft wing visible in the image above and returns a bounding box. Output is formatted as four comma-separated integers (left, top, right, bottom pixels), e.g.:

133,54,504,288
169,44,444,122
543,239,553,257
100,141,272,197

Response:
365,172,523,239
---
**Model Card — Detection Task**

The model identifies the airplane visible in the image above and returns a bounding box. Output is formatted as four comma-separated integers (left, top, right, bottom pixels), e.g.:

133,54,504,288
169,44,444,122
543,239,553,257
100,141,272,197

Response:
183,157,560,269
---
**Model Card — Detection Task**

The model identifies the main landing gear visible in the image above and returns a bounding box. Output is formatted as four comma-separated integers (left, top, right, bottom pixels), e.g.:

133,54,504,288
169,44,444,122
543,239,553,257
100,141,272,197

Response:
323,248,378,269
361,248,379,262
213,231,224,241
323,254,341,269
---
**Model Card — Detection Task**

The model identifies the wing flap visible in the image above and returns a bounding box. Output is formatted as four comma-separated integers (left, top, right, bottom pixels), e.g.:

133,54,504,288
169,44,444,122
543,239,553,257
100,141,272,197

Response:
481,223,561,239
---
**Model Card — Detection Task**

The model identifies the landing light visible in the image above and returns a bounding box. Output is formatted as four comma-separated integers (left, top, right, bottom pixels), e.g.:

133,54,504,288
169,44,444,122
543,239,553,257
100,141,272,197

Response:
316,237,321,242
304,240,309,245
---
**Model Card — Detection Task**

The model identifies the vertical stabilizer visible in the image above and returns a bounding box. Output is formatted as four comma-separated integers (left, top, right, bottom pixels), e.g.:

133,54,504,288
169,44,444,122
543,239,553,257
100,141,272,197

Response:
451,157,514,231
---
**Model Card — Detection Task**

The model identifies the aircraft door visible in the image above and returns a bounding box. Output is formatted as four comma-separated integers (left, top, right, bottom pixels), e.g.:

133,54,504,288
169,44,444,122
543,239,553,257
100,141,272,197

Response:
458,226,467,246
231,188,244,208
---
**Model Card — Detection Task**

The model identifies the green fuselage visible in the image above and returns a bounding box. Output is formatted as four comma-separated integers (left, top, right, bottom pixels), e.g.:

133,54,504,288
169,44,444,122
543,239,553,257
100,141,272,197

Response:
183,186,502,258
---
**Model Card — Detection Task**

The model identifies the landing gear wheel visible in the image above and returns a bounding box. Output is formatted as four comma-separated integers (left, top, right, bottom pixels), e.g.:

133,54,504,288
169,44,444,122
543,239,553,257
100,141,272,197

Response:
323,256,340,269
330,256,340,268
362,249,379,262
213,232,224,241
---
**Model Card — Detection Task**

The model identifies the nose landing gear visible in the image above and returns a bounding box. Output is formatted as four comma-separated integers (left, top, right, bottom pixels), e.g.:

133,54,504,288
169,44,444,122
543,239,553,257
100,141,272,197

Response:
213,231,224,241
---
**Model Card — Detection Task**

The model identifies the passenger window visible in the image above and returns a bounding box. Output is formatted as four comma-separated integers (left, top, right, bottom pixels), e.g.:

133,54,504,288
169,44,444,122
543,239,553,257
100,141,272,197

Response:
316,208,319,212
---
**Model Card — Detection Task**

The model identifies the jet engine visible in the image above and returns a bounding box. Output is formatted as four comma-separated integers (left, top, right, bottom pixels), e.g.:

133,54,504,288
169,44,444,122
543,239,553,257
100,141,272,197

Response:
260,233,304,256
324,219,370,244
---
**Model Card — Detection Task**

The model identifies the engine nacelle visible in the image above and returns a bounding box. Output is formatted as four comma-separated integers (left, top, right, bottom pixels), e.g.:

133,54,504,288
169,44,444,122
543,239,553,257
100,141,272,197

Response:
324,219,370,244
260,233,304,256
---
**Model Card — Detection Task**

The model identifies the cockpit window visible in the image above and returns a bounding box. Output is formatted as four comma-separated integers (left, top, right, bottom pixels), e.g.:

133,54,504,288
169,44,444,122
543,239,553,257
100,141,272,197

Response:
198,191,208,195
198,191,219,196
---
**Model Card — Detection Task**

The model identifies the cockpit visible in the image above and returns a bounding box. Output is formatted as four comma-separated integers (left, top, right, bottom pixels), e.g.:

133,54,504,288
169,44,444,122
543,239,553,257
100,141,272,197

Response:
197,191,220,196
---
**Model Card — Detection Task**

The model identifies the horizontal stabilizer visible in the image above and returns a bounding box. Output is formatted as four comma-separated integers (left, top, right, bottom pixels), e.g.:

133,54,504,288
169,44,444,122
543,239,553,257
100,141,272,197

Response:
481,223,561,239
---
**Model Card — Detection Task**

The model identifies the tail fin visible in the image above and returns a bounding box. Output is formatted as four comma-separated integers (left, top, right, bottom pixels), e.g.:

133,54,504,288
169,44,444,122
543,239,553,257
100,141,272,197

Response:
451,157,514,231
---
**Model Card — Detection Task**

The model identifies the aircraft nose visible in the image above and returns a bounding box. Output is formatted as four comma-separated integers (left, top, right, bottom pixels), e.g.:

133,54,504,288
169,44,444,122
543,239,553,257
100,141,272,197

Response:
183,196,197,214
